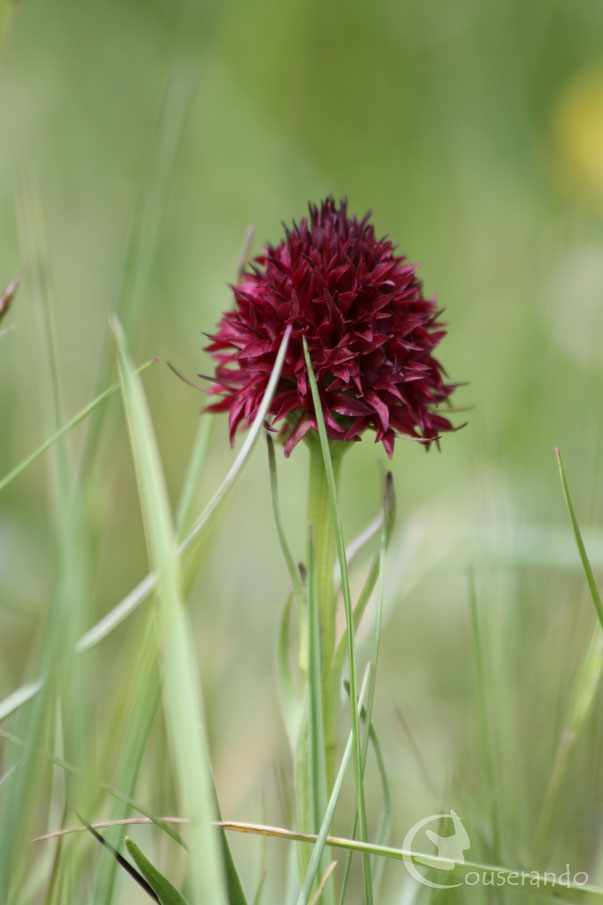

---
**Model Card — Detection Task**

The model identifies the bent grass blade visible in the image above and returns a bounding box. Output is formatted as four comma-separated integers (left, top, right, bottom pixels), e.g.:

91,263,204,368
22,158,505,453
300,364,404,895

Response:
0,726,185,847
0,328,292,723
332,474,396,687
180,325,293,561
218,821,603,905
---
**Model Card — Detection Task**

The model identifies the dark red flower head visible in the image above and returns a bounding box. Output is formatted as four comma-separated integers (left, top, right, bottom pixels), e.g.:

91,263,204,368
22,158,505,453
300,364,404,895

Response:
205,197,456,457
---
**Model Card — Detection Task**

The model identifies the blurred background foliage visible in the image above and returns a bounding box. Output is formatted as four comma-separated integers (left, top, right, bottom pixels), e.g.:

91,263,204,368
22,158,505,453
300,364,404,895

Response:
0,0,602,901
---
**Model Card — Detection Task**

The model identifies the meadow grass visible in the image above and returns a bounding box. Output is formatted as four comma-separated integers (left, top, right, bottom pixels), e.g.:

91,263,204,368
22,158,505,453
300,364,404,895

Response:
0,268,601,903
1,2,602,903
0,174,601,904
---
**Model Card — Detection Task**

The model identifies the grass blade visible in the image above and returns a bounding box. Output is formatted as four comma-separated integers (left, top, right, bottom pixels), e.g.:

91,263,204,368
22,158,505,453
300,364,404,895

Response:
90,625,161,905
267,434,306,620
219,822,603,905
344,480,393,897
0,328,292,723
296,666,372,905
0,682,43,722
338,475,394,905
362,715,390,888
0,726,186,847
93,415,245,904
306,526,331,901
174,220,253,537
0,360,155,495
532,624,603,865
180,326,292,569
80,75,196,474
126,837,189,905
555,447,603,629
33,818,188,842
309,863,337,905
468,569,502,867
175,414,214,536
111,315,227,905
332,475,396,684
80,818,160,903
0,173,88,901
337,514,383,585
89,322,291,631
277,595,303,752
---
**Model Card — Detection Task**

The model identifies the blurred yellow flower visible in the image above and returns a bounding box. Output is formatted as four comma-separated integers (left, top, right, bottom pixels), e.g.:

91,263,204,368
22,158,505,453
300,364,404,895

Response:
553,63,603,201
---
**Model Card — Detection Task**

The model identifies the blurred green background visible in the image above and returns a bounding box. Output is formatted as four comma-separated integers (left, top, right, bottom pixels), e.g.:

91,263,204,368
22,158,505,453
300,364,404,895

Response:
0,0,602,901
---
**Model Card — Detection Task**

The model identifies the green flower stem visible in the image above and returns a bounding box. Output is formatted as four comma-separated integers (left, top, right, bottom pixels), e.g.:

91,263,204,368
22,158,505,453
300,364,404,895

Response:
307,434,346,788
307,434,343,673
302,338,373,904
294,433,345,895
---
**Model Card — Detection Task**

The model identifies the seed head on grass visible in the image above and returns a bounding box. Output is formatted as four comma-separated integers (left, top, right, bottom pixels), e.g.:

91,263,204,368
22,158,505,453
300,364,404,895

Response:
206,197,457,456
